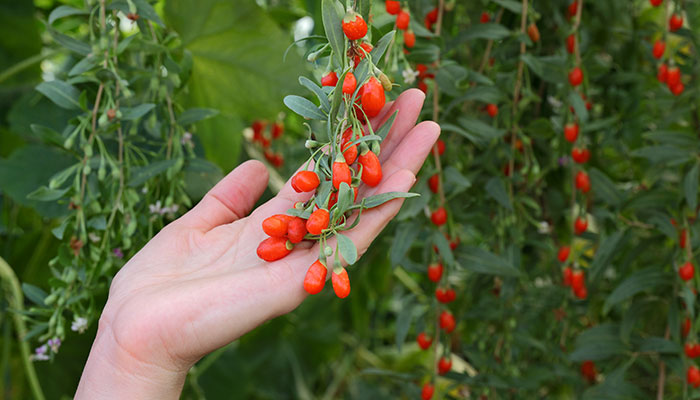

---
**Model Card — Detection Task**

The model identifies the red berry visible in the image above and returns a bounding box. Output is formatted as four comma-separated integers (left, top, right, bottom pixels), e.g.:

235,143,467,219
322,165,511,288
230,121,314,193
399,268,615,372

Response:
652,40,665,59
575,170,591,193
341,128,359,164
669,14,683,32
435,287,447,303
418,80,428,93
574,284,588,299
421,383,434,400
436,139,445,155
287,217,307,244
649,0,662,5
558,246,571,263
342,12,368,40
431,207,447,226
304,260,327,295
427,8,439,23
332,160,352,190
574,217,588,235
564,123,579,143
571,270,585,290
486,103,498,117
404,29,416,48
563,266,573,286
416,332,432,350
684,318,692,337
428,174,440,193
689,365,700,388
480,11,490,23
568,1,579,19
332,268,351,298
358,150,382,187
686,342,699,358
360,77,386,117
446,288,456,302
256,237,293,261
566,34,576,54
438,357,452,375
427,263,444,282
306,208,330,235
396,10,410,30
385,0,400,15
671,82,685,96
352,42,373,67
292,170,321,193
680,229,688,249
680,261,695,281
569,67,583,86
342,72,357,95
439,311,455,332
321,71,338,87
657,64,668,83
262,214,293,237
527,23,540,43
666,66,681,87
571,148,590,164
581,360,596,382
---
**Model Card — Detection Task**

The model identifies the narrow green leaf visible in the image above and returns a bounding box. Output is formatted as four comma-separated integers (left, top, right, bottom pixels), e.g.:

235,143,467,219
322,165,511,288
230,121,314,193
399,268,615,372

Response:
132,0,165,26
374,111,397,140
458,116,506,144
321,0,345,68
491,0,522,13
485,177,512,210
22,283,47,306
631,145,695,165
69,55,98,76
457,246,520,277
49,5,88,24
29,124,64,146
48,28,90,56
569,324,627,362
456,23,510,42
27,186,69,202
337,233,358,264
589,230,624,281
589,168,624,207
361,192,419,209
395,298,414,352
299,76,330,112
121,103,156,120
390,223,419,265
128,159,177,187
603,268,672,314
369,30,396,65
177,108,219,125
284,95,327,120
433,231,455,267
636,337,681,354
568,90,589,123
335,182,353,217
36,80,81,110
684,162,699,210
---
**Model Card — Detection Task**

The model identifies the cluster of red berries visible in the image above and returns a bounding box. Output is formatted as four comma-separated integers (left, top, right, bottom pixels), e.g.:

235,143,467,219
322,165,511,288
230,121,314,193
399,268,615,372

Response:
249,120,285,168
415,63,436,95
559,246,587,299
650,0,686,96
384,1,416,49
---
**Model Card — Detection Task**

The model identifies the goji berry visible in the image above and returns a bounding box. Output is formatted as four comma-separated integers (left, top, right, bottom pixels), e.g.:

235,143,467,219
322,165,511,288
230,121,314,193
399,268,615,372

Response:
689,366,700,388
431,207,447,226
669,14,683,32
574,217,587,235
396,10,410,30
321,71,338,87
427,263,443,282
427,8,438,23
332,268,351,298
416,332,432,350
486,103,498,117
566,34,576,54
567,1,579,19
569,67,583,86
385,0,400,15
438,357,452,375
306,208,330,235
571,270,585,290
575,170,590,193
680,229,688,249
667,66,680,86
574,284,587,299
421,383,434,400
558,246,571,263
342,12,368,40
649,0,662,5
256,237,293,261
480,12,490,23
404,29,416,48
684,318,692,337
428,174,440,193
671,82,684,96
291,170,320,192
287,217,307,244
652,40,665,59
581,360,596,383
680,261,695,281
527,23,540,43
341,128,359,164
358,150,382,187
271,122,284,138
262,214,293,237
439,310,455,332
563,266,573,286
436,139,445,155
571,148,590,164
685,342,700,358
564,123,579,142
332,159,352,189
342,72,357,94
303,260,327,295
360,77,386,117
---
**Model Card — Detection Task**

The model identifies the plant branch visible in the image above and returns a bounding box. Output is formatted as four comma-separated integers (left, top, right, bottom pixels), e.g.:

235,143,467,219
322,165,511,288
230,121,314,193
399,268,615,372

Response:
508,0,528,203
478,8,504,74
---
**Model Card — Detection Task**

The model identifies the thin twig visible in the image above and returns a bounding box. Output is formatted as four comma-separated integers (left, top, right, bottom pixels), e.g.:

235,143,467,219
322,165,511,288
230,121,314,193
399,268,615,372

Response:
508,0,528,202
478,9,504,74
656,325,670,400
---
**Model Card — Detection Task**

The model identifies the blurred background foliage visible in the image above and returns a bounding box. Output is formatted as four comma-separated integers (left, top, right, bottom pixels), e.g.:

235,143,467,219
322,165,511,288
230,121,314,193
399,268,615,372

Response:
1,0,699,399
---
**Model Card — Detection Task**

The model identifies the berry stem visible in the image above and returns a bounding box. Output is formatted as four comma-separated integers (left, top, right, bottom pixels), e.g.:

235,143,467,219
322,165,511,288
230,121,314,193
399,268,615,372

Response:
573,0,584,67
478,8,504,74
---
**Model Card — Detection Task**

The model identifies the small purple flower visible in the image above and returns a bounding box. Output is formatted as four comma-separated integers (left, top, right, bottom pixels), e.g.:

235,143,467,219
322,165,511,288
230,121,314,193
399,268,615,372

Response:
31,345,49,361
48,337,61,353
113,248,124,259
559,156,569,166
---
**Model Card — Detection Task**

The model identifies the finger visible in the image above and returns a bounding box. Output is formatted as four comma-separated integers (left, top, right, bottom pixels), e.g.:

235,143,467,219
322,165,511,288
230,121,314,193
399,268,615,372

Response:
177,160,269,232
368,89,426,161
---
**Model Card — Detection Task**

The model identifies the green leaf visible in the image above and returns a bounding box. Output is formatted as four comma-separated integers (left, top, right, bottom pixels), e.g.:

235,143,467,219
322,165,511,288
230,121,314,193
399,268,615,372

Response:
589,230,624,281
356,0,370,23
177,108,220,125
336,233,357,264
36,80,81,110
684,162,699,211
284,95,327,120
69,54,98,76
490,0,522,13
361,192,419,209
48,5,88,24
603,267,672,314
456,23,510,42
432,231,455,267
335,182,353,216
458,116,506,146
635,337,681,354
369,30,396,65
22,283,47,306
27,186,69,202
128,159,177,187
299,76,330,112
48,28,91,56
570,324,627,362
457,246,520,277
132,0,165,26
568,90,589,123
29,124,64,146
390,223,419,265
322,0,345,69
23,323,48,342
643,130,700,149
631,145,695,165
395,298,414,352
485,177,512,210
589,168,624,207
121,103,156,120
374,111,397,140
52,218,70,240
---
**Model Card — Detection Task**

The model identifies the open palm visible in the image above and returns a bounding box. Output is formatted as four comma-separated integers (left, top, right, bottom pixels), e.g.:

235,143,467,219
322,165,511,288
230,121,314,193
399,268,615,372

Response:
76,89,439,398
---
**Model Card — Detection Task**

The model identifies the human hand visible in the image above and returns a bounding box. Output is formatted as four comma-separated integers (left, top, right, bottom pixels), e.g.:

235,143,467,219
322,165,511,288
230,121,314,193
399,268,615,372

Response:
75,89,439,399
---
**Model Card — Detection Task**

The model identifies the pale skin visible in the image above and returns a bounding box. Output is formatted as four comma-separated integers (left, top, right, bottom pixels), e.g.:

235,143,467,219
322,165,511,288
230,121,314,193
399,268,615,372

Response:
75,89,439,399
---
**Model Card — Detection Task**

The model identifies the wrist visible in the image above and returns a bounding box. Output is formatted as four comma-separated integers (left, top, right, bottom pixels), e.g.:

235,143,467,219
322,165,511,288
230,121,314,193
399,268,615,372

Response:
76,321,188,399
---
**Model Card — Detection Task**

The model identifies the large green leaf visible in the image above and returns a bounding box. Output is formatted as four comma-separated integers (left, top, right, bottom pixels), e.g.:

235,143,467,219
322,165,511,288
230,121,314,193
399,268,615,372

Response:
457,246,520,277
603,268,672,314
165,0,305,171
570,324,628,362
